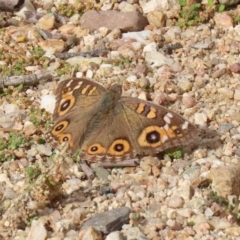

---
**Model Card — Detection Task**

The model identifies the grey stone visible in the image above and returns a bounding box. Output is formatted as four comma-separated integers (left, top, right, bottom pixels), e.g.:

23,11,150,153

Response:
218,123,234,132
81,207,130,234
93,166,110,181
235,148,240,157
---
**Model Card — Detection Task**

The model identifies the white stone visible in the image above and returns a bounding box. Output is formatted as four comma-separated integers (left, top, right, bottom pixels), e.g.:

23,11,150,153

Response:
194,112,207,125
126,75,137,82
86,69,93,79
40,94,56,114
4,104,19,114
131,42,142,51
122,30,152,44
100,63,113,68
177,79,193,91
106,231,125,240
83,35,96,47
66,57,102,67
62,178,82,194
205,207,214,217
140,0,180,14
15,0,35,18
118,1,136,12
138,91,147,101
234,85,240,100
145,51,174,67
23,121,37,136
47,61,61,72
76,72,83,78
36,144,52,156
101,3,113,11
36,13,55,30
217,87,234,99
26,220,47,240
164,26,182,42
168,195,184,208
176,208,192,218
143,42,158,52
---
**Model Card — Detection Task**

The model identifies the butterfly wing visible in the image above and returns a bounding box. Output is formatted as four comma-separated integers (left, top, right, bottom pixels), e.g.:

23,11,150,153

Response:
80,96,198,162
51,78,107,153
118,97,198,154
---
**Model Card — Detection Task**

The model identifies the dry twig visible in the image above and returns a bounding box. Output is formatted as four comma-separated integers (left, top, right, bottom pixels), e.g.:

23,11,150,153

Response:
0,72,52,88
54,48,109,60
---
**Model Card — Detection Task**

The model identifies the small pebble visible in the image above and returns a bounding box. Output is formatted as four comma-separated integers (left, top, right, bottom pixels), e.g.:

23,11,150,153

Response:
168,195,184,208
182,95,196,108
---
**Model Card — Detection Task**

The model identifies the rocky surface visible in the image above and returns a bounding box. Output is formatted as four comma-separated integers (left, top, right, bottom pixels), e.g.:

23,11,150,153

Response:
0,0,240,240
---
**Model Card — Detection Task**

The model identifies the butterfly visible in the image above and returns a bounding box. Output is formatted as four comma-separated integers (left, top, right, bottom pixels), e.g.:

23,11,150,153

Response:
50,78,198,162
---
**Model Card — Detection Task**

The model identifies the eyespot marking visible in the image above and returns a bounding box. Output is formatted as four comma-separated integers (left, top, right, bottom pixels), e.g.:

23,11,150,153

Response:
167,125,183,138
138,126,167,147
107,139,131,156
51,120,69,136
146,130,160,143
59,133,73,147
84,143,106,155
173,126,182,136
57,95,75,116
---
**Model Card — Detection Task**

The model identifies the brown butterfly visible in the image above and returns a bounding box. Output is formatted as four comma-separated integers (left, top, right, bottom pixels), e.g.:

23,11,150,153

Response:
51,78,198,162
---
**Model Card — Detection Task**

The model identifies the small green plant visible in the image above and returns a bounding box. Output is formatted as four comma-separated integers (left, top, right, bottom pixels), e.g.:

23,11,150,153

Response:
44,120,52,130
26,164,41,181
208,192,240,223
37,138,46,144
72,149,81,162
0,139,7,151
17,84,24,92
218,4,225,12
56,62,73,76
165,147,182,159
0,153,5,162
209,192,229,207
27,216,39,225
234,15,240,23
112,54,132,67
0,58,27,76
31,47,44,59
207,0,214,7
177,2,202,27
8,132,26,150
29,107,41,126
57,3,85,17
188,221,195,226
11,59,25,75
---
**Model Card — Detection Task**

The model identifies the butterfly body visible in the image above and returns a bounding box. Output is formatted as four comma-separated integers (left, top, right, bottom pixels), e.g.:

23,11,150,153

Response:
51,78,198,162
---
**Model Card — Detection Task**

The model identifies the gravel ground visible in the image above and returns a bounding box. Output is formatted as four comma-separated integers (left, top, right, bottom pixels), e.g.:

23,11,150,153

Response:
1,0,240,239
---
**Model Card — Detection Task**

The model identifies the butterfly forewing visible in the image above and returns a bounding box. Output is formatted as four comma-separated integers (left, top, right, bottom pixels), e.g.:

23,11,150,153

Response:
51,78,107,153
